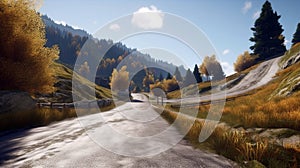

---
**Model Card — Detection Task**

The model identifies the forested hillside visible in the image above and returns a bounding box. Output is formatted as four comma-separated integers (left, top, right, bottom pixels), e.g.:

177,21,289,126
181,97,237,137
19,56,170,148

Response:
43,16,186,90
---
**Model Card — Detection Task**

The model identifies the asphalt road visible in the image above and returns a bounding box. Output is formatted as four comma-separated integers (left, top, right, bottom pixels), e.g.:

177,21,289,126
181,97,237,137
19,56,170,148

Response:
0,94,237,167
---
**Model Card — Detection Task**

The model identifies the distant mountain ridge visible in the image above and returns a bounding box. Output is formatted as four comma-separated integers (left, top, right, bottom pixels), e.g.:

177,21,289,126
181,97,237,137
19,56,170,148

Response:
42,15,91,38
42,15,187,89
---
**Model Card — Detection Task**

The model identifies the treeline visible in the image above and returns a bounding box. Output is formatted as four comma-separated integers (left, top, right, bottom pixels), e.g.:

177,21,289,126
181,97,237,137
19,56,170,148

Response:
45,21,227,93
44,18,190,91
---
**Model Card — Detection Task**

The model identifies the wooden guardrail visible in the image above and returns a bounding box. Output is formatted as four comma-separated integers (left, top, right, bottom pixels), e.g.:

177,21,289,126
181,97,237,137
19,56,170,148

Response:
37,99,113,109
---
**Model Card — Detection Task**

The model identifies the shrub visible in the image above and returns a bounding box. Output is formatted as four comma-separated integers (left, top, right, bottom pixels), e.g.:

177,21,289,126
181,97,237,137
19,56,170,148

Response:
234,51,257,72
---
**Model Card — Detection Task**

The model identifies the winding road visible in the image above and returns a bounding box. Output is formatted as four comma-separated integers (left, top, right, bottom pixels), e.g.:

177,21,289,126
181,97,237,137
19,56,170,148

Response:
165,56,281,104
0,56,281,167
0,94,236,167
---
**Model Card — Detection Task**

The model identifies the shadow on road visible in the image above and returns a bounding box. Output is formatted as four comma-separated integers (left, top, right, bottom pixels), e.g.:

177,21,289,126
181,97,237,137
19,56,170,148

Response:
0,129,31,165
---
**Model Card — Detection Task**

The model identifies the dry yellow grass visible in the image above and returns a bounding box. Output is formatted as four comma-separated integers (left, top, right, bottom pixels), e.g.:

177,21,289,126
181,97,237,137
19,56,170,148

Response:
169,62,300,130
161,60,300,166
159,108,300,167
221,67,300,130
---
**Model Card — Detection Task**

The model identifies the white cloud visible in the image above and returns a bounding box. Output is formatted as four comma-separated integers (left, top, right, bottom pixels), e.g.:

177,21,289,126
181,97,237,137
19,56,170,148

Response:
221,61,235,76
109,23,121,31
253,11,260,19
222,49,230,55
242,1,252,14
284,39,289,46
131,5,164,29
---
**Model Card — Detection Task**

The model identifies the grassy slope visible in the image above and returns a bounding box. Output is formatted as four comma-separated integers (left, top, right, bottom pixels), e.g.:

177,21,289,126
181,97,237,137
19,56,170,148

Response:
42,62,112,102
162,47,300,167
167,64,259,99
279,42,300,67
0,62,114,132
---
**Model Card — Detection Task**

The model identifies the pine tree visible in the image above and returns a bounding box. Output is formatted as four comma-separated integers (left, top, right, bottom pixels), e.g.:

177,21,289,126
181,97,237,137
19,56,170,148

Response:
166,73,173,80
174,67,183,81
292,23,300,46
183,69,195,87
193,64,202,83
250,1,286,60
158,73,164,81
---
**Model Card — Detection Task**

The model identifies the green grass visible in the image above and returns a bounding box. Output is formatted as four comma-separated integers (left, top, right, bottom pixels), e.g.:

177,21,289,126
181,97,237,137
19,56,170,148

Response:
280,43,300,67
271,62,300,97
48,62,112,102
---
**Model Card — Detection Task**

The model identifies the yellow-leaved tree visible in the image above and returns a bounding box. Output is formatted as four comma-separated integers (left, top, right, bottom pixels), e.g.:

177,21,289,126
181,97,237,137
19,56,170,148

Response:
200,55,225,81
110,66,130,92
234,51,257,73
0,0,59,93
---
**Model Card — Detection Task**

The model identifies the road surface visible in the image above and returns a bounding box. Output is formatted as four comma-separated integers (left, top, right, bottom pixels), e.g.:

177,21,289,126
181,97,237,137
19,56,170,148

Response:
0,94,236,167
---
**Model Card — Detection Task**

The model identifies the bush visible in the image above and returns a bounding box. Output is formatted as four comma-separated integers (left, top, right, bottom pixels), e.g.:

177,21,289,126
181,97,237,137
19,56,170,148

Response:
234,51,257,73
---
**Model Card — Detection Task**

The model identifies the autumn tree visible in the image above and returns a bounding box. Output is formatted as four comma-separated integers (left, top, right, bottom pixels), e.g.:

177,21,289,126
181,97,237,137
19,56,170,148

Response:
200,55,225,81
0,0,59,93
110,66,130,92
292,23,300,46
142,71,155,92
183,69,195,87
250,1,286,60
193,64,202,83
234,51,257,72
162,78,180,92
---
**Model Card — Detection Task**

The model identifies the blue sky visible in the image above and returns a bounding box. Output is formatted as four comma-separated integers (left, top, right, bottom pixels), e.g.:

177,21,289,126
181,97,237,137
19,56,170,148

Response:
39,0,300,75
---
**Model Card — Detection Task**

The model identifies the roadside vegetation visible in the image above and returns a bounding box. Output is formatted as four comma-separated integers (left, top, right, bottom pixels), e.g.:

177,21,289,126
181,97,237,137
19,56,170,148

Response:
162,45,300,167
0,103,116,132
0,61,114,132
280,42,300,67
0,0,59,93
160,105,300,167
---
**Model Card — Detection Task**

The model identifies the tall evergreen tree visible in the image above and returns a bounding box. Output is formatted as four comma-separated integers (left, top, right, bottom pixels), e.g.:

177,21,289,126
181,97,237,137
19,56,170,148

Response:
193,64,202,83
174,67,183,81
292,23,300,46
250,1,286,60
158,73,164,81
166,72,173,80
183,69,195,87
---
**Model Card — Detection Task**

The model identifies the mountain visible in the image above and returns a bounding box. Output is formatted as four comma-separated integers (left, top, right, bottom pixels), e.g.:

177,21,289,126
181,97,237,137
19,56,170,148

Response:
42,15,90,38
42,15,187,89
